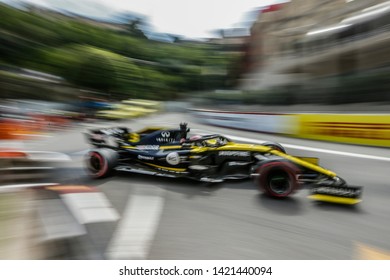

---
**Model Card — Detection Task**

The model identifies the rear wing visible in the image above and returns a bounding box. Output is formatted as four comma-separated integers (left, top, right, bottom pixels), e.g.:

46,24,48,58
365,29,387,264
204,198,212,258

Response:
84,127,129,146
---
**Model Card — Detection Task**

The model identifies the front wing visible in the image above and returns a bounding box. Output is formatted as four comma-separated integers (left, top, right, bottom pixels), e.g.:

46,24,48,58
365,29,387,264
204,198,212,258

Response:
308,185,363,205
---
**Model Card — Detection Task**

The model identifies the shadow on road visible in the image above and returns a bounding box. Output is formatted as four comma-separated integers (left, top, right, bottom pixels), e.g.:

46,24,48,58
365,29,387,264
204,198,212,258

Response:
255,193,304,216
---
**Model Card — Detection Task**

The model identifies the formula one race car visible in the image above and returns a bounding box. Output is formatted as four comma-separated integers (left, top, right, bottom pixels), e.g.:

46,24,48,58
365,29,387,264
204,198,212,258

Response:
84,123,362,204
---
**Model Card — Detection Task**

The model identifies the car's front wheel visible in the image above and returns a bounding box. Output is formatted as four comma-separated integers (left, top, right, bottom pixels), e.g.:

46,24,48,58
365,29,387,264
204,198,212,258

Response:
86,149,118,179
255,161,300,198
261,141,286,153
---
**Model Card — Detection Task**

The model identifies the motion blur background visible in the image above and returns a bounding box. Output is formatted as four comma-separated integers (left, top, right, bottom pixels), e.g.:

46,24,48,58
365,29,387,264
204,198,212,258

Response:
1,0,389,106
0,0,389,260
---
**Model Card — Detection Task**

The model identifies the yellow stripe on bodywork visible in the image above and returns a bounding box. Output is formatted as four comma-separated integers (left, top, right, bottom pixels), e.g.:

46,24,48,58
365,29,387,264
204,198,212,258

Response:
297,157,319,165
190,143,270,154
144,162,186,172
160,145,182,150
271,150,337,178
308,194,361,205
218,143,270,152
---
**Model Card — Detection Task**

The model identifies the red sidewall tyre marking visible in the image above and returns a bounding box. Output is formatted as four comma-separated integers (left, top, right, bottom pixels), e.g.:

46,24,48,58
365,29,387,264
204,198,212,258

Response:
89,151,108,178
256,162,300,198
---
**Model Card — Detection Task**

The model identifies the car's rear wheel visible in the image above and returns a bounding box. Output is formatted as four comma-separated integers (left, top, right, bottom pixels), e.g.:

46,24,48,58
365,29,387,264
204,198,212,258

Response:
86,149,118,179
255,161,299,198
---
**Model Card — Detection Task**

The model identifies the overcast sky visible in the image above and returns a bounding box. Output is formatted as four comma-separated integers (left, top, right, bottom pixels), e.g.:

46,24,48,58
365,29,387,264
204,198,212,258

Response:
2,0,287,38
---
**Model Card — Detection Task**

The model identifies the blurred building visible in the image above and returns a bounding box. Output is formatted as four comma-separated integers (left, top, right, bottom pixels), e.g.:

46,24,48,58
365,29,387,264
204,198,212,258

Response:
241,0,390,92
208,28,249,50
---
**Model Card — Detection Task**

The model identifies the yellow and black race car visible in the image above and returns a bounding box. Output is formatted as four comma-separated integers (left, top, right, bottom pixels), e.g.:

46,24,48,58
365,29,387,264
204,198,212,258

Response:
84,123,362,204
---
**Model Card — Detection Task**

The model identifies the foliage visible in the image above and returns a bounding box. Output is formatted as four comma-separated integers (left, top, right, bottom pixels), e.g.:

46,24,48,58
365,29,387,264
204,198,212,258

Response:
0,3,234,100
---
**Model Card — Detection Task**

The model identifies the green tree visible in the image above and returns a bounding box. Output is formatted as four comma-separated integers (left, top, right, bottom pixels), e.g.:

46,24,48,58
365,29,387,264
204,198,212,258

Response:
72,53,116,91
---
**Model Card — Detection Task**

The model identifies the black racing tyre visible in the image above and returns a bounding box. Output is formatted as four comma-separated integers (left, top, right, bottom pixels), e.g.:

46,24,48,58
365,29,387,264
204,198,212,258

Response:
261,141,286,153
255,161,299,198
86,149,118,179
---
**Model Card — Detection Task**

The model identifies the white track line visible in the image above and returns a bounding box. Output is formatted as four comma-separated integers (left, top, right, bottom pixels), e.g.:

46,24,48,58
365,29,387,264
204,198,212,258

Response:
70,149,90,156
106,193,164,260
193,129,390,162
61,192,119,224
275,143,390,162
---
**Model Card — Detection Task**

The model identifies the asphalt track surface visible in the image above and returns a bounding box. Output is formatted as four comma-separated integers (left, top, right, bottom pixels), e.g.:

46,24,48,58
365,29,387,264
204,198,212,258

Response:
24,112,390,260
